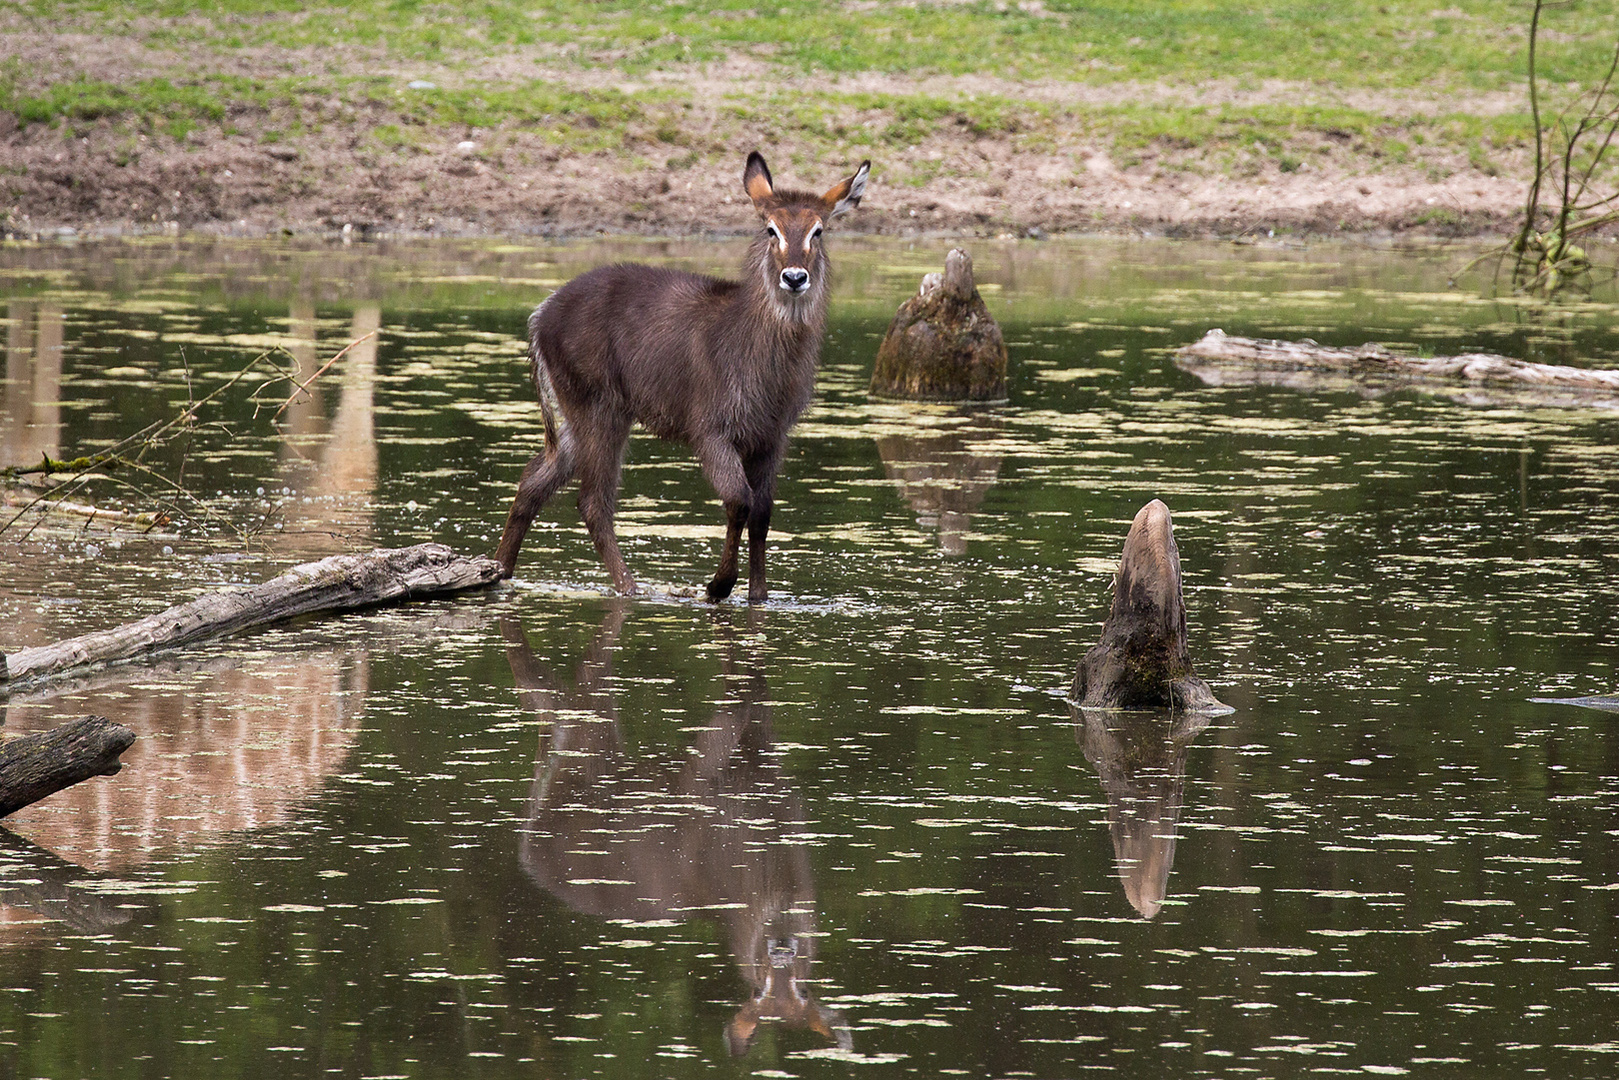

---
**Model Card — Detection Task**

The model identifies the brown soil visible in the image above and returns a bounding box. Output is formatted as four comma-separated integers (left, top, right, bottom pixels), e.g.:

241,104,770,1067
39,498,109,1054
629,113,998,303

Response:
0,32,1538,241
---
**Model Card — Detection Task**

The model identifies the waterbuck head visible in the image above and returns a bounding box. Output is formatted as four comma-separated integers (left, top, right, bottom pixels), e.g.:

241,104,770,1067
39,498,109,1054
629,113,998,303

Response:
743,151,870,317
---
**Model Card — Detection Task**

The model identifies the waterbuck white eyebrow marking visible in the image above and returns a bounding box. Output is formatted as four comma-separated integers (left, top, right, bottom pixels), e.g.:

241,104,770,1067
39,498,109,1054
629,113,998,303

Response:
804,219,823,254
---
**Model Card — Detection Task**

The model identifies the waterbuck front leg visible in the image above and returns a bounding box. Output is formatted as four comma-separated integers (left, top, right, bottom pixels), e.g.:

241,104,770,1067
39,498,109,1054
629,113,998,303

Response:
698,437,753,602
709,501,747,601
743,449,783,604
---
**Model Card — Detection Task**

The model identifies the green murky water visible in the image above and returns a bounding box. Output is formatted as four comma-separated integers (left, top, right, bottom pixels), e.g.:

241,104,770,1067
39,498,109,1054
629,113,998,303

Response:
1,236,1617,1078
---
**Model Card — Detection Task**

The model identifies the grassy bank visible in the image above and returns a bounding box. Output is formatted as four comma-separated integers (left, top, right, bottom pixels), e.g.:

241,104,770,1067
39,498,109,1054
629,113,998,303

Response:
11,0,1617,88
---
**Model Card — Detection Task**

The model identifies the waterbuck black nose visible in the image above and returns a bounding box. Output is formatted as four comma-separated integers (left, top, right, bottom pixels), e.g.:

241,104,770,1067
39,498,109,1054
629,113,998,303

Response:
780,268,809,293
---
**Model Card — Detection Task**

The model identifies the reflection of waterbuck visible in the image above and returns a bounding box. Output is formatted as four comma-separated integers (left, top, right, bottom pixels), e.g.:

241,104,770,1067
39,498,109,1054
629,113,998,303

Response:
493,152,870,603
505,609,850,1054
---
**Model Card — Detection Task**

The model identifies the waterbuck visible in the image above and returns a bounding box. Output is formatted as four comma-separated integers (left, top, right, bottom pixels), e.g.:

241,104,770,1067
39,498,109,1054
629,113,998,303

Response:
492,151,870,602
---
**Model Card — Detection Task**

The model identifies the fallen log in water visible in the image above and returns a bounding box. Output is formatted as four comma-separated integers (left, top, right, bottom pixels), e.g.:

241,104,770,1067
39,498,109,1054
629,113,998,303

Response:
1529,695,1619,714
1175,329,1619,408
0,716,135,818
1,543,504,688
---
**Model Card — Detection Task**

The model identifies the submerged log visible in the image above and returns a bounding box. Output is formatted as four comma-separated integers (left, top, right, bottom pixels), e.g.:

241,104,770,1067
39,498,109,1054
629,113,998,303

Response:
0,716,135,818
1073,500,1228,712
2,543,503,687
0,825,138,932
1529,695,1619,714
871,248,1008,401
1176,329,1619,407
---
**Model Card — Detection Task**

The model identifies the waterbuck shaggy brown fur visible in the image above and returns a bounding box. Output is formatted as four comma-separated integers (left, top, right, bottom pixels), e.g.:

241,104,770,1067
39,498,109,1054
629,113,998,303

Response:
493,151,870,601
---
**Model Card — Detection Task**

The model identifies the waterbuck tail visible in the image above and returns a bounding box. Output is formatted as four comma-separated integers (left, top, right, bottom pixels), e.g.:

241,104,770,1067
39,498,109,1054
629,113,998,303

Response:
528,299,561,454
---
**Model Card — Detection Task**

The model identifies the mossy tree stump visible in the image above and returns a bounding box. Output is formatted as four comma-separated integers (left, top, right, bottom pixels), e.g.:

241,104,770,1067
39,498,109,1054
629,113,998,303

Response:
1073,500,1228,712
870,248,1008,402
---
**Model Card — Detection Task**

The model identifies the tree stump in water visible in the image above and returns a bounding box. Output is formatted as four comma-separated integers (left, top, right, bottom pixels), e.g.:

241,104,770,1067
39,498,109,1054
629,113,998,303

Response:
0,715,135,818
1073,500,1228,712
870,248,1008,402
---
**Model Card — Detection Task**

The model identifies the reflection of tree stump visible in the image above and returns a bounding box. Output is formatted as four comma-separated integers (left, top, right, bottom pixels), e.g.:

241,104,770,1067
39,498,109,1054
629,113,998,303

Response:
876,425,1002,556
871,249,1008,402
1073,500,1227,712
1073,706,1209,919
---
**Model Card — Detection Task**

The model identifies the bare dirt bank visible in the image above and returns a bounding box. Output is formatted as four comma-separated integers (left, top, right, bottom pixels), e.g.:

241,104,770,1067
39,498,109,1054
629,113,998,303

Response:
0,32,1538,242
0,115,1531,242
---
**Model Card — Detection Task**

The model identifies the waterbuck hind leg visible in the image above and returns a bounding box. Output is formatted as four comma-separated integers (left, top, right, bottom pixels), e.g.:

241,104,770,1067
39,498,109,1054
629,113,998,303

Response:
494,445,576,577
575,424,637,595
707,503,746,601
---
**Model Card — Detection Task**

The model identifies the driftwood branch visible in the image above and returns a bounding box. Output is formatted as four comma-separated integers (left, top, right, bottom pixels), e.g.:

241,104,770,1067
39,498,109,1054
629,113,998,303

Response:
0,715,136,818
2,544,504,688
1176,329,1619,408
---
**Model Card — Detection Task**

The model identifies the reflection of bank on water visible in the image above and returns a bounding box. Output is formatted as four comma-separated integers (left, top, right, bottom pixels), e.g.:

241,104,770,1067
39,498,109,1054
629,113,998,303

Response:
507,608,852,1056
0,647,370,938
273,300,380,556
2,301,62,471
0,298,387,940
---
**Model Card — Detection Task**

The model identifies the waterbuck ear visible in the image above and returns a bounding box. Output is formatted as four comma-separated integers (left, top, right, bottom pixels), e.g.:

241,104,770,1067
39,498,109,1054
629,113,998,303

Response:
823,160,870,219
743,151,774,207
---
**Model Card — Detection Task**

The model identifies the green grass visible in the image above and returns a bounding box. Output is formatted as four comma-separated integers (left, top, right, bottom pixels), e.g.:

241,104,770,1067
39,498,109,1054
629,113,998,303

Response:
13,0,1619,90
3,0,1615,187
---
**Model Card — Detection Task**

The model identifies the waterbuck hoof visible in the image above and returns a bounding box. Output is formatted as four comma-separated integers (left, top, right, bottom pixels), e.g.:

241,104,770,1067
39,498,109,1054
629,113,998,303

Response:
706,577,736,601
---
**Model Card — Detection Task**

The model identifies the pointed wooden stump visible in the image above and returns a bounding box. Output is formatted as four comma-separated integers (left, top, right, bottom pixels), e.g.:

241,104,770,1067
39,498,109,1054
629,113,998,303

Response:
1073,500,1228,712
871,248,1008,402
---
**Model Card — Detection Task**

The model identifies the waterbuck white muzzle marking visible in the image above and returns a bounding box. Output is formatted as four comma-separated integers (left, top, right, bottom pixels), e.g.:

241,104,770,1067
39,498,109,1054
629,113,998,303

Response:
779,268,810,294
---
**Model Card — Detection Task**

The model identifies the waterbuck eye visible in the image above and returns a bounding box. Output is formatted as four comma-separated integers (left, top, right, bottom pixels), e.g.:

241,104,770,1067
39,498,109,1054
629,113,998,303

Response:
765,223,782,240
809,225,823,241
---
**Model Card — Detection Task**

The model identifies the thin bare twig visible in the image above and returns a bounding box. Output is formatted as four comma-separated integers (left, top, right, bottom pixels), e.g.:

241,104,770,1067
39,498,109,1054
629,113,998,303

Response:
268,328,378,421
1,348,280,537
